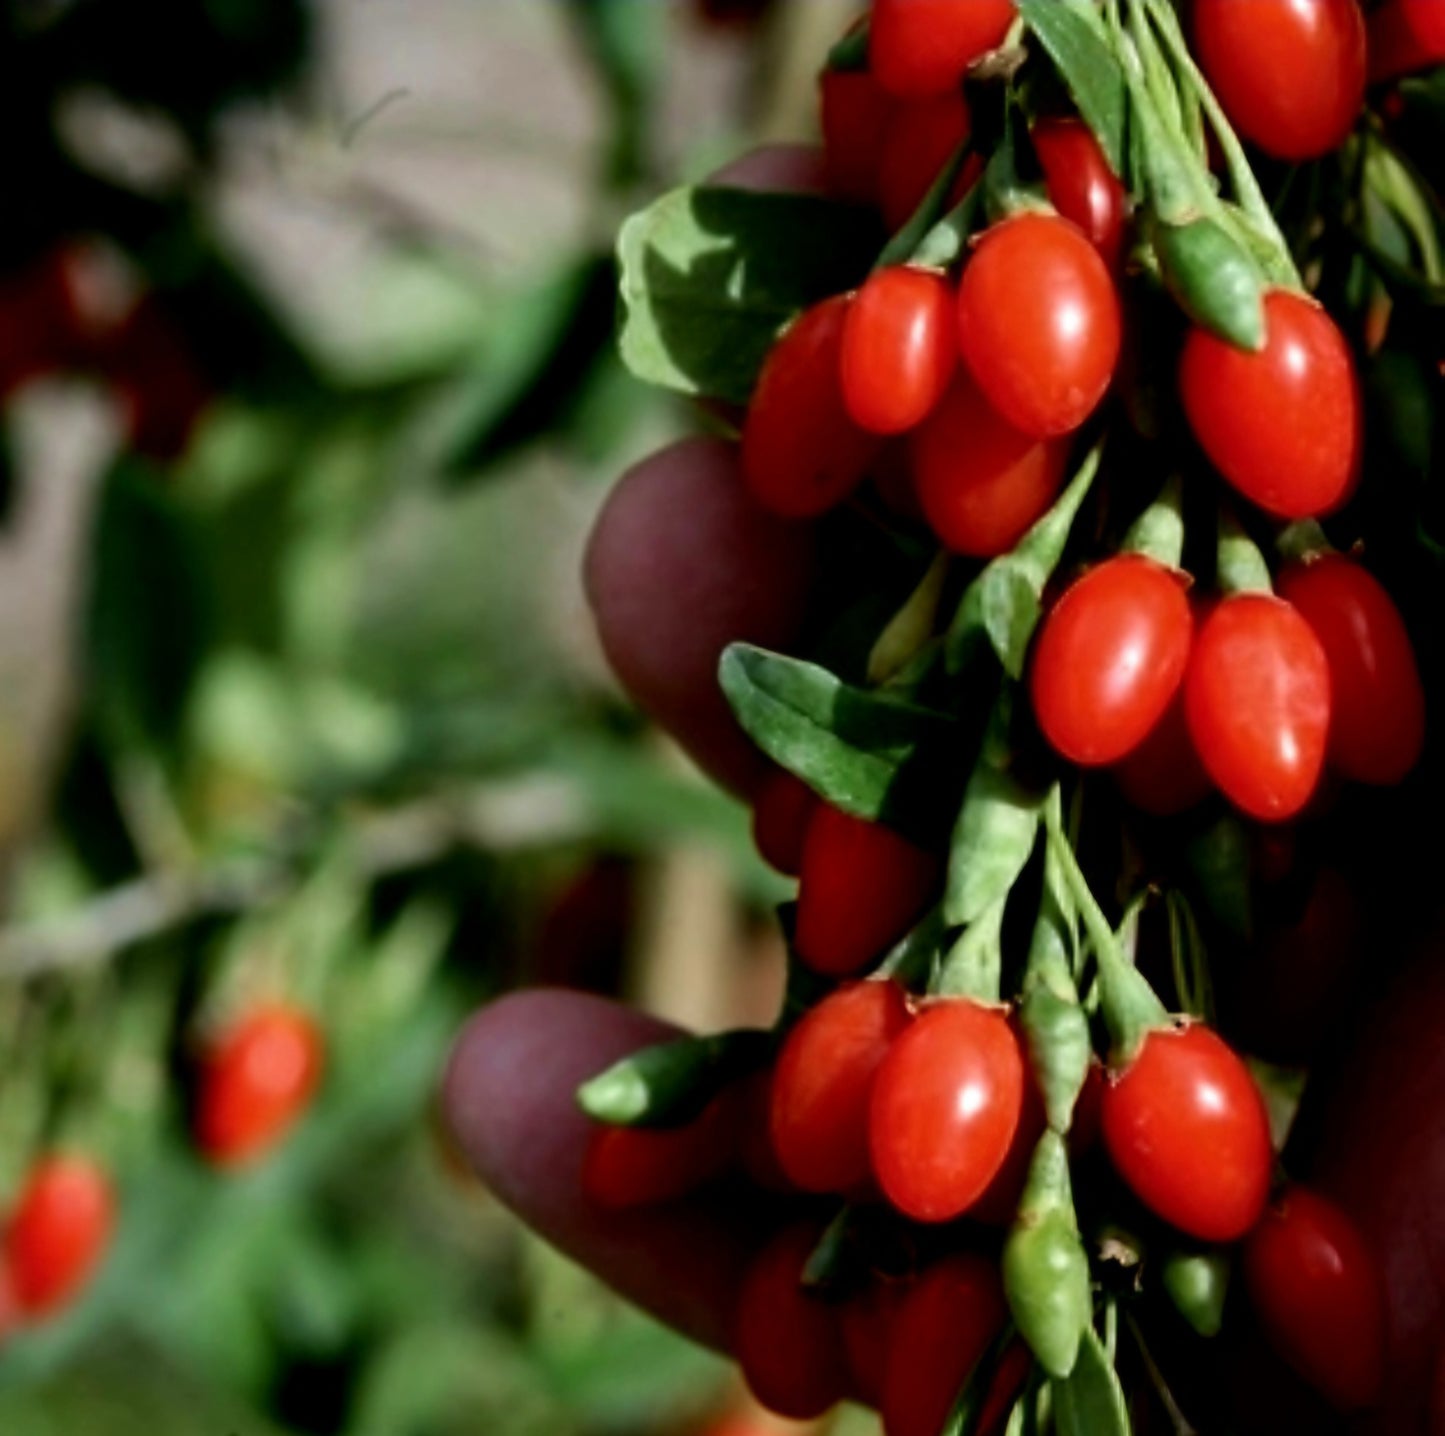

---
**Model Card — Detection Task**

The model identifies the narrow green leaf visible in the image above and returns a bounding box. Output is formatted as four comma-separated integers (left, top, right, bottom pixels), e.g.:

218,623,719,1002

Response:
947,443,1103,678
1005,1134,1092,1378
1016,0,1127,175
719,644,958,840
941,1328,1016,1436
868,551,950,686
1161,1250,1230,1339
1184,815,1253,942
576,1030,766,1127
934,897,1006,1002
945,689,1044,927
878,144,971,270
1121,473,1186,570
1153,217,1266,351
617,186,879,404
1053,1325,1131,1436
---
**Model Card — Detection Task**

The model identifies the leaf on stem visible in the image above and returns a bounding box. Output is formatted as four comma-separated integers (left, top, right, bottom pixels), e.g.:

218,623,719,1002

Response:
617,186,880,404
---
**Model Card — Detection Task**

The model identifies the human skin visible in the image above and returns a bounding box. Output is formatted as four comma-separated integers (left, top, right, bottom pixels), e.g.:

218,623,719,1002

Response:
445,148,1445,1432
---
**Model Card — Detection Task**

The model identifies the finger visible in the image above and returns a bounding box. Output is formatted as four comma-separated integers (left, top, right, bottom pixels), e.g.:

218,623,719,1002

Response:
584,437,816,798
442,989,772,1351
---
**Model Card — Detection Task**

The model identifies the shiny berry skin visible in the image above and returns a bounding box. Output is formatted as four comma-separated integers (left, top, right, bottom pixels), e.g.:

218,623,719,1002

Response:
795,806,940,977
1184,594,1332,822
869,1001,1025,1223
1243,1187,1386,1410
195,1003,325,1168
841,267,958,435
751,767,818,876
734,1224,850,1420
1032,117,1128,270
582,1093,740,1209
771,980,911,1194
970,1049,1046,1226
820,67,895,204
1114,686,1214,815
742,296,881,518
870,0,1017,99
1370,0,1445,82
4,1155,116,1318
957,213,1122,439
880,1254,1007,1436
1030,555,1194,767
1101,1025,1274,1242
911,371,1070,557
1276,555,1425,785
1179,291,1361,520
877,92,973,233
1194,0,1365,161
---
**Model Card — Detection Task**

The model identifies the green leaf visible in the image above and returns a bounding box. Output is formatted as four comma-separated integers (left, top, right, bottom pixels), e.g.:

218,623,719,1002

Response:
1017,0,1127,176
576,1030,767,1127
947,443,1103,678
719,643,959,841
617,185,880,404
1161,1250,1230,1339
1153,217,1266,351
1005,1134,1091,1378
945,689,1044,927
1053,1325,1131,1436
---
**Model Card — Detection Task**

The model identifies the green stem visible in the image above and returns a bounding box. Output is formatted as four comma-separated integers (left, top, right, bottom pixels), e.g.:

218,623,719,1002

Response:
1216,509,1273,596
1142,0,1301,287
1122,473,1186,569
933,898,1006,1002
1043,802,1169,1065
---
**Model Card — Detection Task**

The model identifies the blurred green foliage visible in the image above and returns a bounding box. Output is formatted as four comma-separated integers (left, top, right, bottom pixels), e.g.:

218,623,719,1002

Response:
0,1,777,1432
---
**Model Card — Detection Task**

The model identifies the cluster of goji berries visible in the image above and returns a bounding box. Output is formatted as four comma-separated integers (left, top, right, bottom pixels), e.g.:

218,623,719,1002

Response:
0,1003,323,1334
586,0,1443,1431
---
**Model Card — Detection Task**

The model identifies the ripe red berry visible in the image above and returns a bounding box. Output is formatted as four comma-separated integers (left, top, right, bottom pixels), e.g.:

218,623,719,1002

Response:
870,0,1017,99
1276,555,1425,785
742,296,881,518
733,1224,850,1420
957,212,1122,439
795,805,940,977
1243,1187,1386,1411
4,1154,116,1318
1194,0,1365,161
911,371,1070,557
869,1001,1025,1223
1369,0,1445,82
841,1274,914,1409
880,1253,1007,1436
1184,594,1332,822
1031,117,1128,270
1114,685,1214,816
1030,555,1194,767
969,1051,1046,1226
841,266,958,435
582,1092,741,1209
820,67,895,205
876,92,974,233
751,767,818,876
194,1003,325,1168
770,979,911,1194
1179,291,1361,520
1101,1025,1273,1242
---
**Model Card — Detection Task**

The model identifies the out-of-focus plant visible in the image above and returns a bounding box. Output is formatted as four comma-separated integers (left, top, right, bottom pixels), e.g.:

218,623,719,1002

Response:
0,1,789,1432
